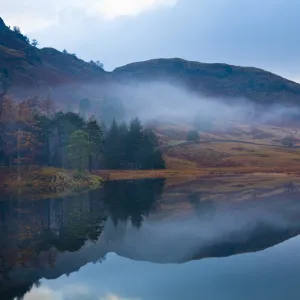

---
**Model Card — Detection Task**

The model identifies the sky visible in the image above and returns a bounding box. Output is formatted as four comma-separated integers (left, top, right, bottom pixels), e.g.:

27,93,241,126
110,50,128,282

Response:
1,0,300,82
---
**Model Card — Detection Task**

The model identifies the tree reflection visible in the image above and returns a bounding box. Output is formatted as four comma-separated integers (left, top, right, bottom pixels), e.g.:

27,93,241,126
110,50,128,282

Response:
0,179,166,300
0,190,108,300
188,192,216,220
104,178,166,229
39,193,107,253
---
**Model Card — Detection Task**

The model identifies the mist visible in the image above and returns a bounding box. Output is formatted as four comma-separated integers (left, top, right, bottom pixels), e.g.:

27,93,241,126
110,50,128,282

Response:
12,77,300,130
71,79,300,130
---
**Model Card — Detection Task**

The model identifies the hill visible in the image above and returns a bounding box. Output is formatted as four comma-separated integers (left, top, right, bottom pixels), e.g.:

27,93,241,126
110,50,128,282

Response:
1,16,300,107
0,17,105,90
113,58,300,106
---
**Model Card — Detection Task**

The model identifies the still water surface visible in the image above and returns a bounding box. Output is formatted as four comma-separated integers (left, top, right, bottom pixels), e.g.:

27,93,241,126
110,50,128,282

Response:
1,177,300,300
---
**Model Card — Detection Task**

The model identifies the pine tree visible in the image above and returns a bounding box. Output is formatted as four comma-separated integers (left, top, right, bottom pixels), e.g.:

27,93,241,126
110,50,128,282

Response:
139,128,165,169
103,120,123,169
125,118,144,169
86,119,103,171
34,114,53,165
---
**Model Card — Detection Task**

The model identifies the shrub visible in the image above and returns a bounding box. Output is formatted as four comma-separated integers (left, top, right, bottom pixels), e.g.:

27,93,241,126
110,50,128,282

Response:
187,130,200,142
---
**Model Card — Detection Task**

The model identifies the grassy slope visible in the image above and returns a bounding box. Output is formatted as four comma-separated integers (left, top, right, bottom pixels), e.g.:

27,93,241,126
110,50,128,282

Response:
158,121,300,170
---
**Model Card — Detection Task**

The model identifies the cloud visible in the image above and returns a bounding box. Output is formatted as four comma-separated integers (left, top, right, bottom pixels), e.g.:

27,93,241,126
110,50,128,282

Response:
100,293,141,300
22,286,63,300
83,0,178,20
22,285,140,300
62,284,91,298
22,284,94,300
1,0,178,33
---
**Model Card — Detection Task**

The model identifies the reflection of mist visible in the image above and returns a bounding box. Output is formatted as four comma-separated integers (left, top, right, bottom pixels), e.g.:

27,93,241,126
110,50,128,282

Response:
108,186,300,263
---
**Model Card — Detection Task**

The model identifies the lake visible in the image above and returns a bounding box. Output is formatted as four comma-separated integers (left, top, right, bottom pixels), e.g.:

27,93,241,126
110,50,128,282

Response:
1,176,300,300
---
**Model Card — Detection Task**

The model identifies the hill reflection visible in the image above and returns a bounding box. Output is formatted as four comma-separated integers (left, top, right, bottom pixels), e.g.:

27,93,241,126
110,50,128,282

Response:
1,177,300,300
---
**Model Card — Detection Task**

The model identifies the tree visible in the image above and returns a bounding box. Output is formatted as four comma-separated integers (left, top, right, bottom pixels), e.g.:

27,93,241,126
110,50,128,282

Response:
13,26,21,33
40,96,55,117
187,130,200,142
53,112,85,168
281,135,296,148
90,60,104,69
16,100,40,179
23,35,30,43
0,68,10,117
103,120,123,169
125,118,144,169
63,49,68,54
86,119,103,171
96,61,104,68
68,130,93,176
34,114,53,165
139,128,165,169
31,39,38,47
0,96,17,171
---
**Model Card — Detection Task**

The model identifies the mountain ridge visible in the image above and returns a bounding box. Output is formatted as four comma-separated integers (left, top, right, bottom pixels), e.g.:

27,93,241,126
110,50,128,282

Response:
1,16,300,107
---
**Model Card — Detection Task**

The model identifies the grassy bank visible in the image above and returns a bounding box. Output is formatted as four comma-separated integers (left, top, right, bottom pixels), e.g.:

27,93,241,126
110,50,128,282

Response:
95,166,300,181
0,166,103,190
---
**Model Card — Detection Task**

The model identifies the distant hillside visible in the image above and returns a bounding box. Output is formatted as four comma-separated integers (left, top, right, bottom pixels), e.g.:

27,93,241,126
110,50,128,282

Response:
0,17,105,89
112,58,300,106
1,16,300,107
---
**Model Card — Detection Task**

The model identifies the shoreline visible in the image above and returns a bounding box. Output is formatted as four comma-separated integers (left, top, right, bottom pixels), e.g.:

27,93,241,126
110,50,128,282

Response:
95,167,300,181
1,166,299,191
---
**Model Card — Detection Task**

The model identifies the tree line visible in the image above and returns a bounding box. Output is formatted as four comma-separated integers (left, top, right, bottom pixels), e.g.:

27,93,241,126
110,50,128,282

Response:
0,95,165,175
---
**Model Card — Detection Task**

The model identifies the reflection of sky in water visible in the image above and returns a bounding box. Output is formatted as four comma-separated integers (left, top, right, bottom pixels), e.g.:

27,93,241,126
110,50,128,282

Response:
24,235,300,300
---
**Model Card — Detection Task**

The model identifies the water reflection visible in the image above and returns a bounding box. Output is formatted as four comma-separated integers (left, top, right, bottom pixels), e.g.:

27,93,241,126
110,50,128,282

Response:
0,179,165,300
188,192,215,220
104,179,165,228
1,177,300,300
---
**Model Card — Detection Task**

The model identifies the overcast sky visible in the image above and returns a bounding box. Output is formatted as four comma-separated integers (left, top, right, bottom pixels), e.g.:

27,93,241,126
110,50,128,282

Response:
1,0,299,81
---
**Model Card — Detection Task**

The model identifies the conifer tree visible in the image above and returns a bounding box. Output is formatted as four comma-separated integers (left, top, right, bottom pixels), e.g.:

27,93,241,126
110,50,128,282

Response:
125,118,144,169
86,118,103,171
103,120,123,169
